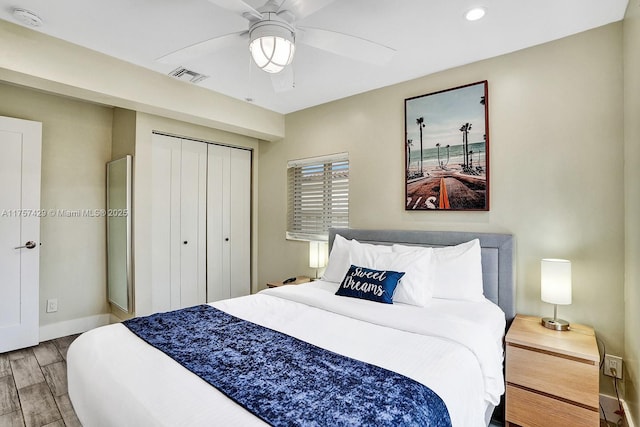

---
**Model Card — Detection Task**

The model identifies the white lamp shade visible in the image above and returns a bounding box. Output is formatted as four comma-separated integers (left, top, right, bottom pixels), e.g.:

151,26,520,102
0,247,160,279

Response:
249,20,295,74
541,259,572,305
309,241,328,269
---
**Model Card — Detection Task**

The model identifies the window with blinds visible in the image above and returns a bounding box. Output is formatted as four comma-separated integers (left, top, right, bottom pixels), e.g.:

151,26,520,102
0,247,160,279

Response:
286,153,349,241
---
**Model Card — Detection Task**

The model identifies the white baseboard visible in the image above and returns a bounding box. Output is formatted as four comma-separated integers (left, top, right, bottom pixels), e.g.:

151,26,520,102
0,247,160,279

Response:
601,393,635,427
39,313,111,341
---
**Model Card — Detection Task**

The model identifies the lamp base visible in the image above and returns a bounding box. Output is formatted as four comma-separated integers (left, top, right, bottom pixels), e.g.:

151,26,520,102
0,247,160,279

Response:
541,317,570,331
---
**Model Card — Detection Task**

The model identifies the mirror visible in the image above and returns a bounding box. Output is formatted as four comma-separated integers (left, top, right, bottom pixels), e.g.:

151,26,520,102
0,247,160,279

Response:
107,155,132,312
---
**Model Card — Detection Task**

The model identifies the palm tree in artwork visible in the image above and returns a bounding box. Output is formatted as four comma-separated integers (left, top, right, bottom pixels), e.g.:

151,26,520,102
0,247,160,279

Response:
445,144,451,168
439,144,451,170
416,117,425,176
459,124,466,168
406,139,413,174
459,122,472,170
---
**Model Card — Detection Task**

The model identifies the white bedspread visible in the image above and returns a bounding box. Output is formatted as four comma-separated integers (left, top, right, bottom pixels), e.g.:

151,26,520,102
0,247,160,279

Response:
67,281,505,427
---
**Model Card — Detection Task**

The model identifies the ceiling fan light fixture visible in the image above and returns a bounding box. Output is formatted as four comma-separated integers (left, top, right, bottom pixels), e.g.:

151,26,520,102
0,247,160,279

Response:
249,19,295,74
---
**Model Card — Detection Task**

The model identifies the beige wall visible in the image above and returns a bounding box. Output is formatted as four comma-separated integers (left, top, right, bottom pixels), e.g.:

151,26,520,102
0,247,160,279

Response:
0,82,112,328
0,19,284,142
259,23,625,395
624,0,640,424
112,108,136,160
131,113,260,317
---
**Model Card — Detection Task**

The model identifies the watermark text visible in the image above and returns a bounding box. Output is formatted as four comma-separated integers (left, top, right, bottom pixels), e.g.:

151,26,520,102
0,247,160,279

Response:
0,209,129,218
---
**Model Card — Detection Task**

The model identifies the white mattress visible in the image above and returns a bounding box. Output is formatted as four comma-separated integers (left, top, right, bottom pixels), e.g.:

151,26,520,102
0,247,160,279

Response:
67,280,505,427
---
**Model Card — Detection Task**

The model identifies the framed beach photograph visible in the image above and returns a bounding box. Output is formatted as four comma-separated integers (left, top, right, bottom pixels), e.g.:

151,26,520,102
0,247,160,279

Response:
404,81,489,211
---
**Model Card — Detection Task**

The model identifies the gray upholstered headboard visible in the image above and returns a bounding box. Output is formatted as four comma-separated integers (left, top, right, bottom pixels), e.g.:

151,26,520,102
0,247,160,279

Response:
329,228,516,324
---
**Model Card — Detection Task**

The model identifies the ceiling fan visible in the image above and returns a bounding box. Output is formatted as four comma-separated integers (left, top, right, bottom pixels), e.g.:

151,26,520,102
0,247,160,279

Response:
157,0,395,86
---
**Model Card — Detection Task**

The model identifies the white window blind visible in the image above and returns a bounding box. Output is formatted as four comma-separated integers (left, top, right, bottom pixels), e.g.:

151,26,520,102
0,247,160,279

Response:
287,153,349,241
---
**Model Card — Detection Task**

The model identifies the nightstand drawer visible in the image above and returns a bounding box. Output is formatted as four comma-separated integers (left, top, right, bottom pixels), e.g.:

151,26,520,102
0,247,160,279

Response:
506,344,598,408
506,384,598,427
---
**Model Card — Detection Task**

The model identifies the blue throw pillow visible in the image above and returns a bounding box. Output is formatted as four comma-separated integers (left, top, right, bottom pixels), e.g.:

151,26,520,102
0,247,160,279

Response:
336,265,405,304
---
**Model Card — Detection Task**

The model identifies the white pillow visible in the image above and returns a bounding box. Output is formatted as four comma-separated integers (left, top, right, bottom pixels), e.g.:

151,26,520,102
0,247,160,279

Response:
373,249,434,307
322,235,392,283
323,234,352,283
350,238,392,267
393,239,484,301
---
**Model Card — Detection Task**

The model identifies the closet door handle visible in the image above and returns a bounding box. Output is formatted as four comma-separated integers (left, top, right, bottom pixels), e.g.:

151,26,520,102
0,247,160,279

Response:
224,238,229,242
183,241,188,245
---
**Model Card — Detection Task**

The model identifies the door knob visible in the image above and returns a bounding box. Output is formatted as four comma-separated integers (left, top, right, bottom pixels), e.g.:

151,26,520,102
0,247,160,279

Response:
15,241,36,250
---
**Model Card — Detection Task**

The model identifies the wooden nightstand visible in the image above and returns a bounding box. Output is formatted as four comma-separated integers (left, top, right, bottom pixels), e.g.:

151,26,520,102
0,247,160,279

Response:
505,314,599,427
266,276,311,288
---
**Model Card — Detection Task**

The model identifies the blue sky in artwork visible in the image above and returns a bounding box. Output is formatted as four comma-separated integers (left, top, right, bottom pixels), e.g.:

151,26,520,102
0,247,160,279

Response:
406,83,486,149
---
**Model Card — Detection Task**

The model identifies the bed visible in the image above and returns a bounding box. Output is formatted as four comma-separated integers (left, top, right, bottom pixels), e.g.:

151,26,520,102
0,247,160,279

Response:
67,229,515,427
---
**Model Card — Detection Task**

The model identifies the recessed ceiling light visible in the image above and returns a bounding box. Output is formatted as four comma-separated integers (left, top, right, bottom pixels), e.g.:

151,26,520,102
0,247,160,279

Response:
12,8,43,27
465,7,486,21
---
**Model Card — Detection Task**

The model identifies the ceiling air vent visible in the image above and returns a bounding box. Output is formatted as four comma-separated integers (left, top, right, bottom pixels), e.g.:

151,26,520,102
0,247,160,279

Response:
168,67,209,84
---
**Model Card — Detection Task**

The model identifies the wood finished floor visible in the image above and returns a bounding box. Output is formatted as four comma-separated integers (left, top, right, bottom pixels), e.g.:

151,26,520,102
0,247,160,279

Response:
0,336,81,427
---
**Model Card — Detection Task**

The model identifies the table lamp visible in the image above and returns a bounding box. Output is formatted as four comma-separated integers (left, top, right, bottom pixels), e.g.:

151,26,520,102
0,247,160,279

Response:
540,258,572,331
309,241,328,279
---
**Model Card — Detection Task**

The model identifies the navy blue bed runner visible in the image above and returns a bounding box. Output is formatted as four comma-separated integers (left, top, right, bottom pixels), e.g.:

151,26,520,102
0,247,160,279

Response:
123,304,451,427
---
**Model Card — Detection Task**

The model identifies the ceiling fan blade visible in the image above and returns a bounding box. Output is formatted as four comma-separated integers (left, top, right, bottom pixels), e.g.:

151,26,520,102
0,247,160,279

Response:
156,31,247,64
207,0,262,20
270,66,295,93
297,27,396,66
277,0,338,20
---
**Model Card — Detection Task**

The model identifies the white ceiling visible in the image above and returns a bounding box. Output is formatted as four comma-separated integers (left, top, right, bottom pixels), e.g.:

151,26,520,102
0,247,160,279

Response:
0,0,629,114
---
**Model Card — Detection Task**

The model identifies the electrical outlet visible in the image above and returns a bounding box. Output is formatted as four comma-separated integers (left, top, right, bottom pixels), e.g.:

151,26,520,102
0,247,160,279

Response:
46,298,58,313
604,354,623,379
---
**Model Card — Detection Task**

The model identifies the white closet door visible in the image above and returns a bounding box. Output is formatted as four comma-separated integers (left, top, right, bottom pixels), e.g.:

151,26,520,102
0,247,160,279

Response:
206,144,228,302
151,134,207,312
179,140,207,308
151,134,178,312
207,145,251,301
228,148,251,298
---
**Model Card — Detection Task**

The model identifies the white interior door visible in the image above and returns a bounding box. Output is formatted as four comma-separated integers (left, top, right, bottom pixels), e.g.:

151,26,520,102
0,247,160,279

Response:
0,116,42,353
207,144,251,301
228,148,251,298
179,139,207,308
151,134,207,312
151,133,178,312
206,144,228,302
